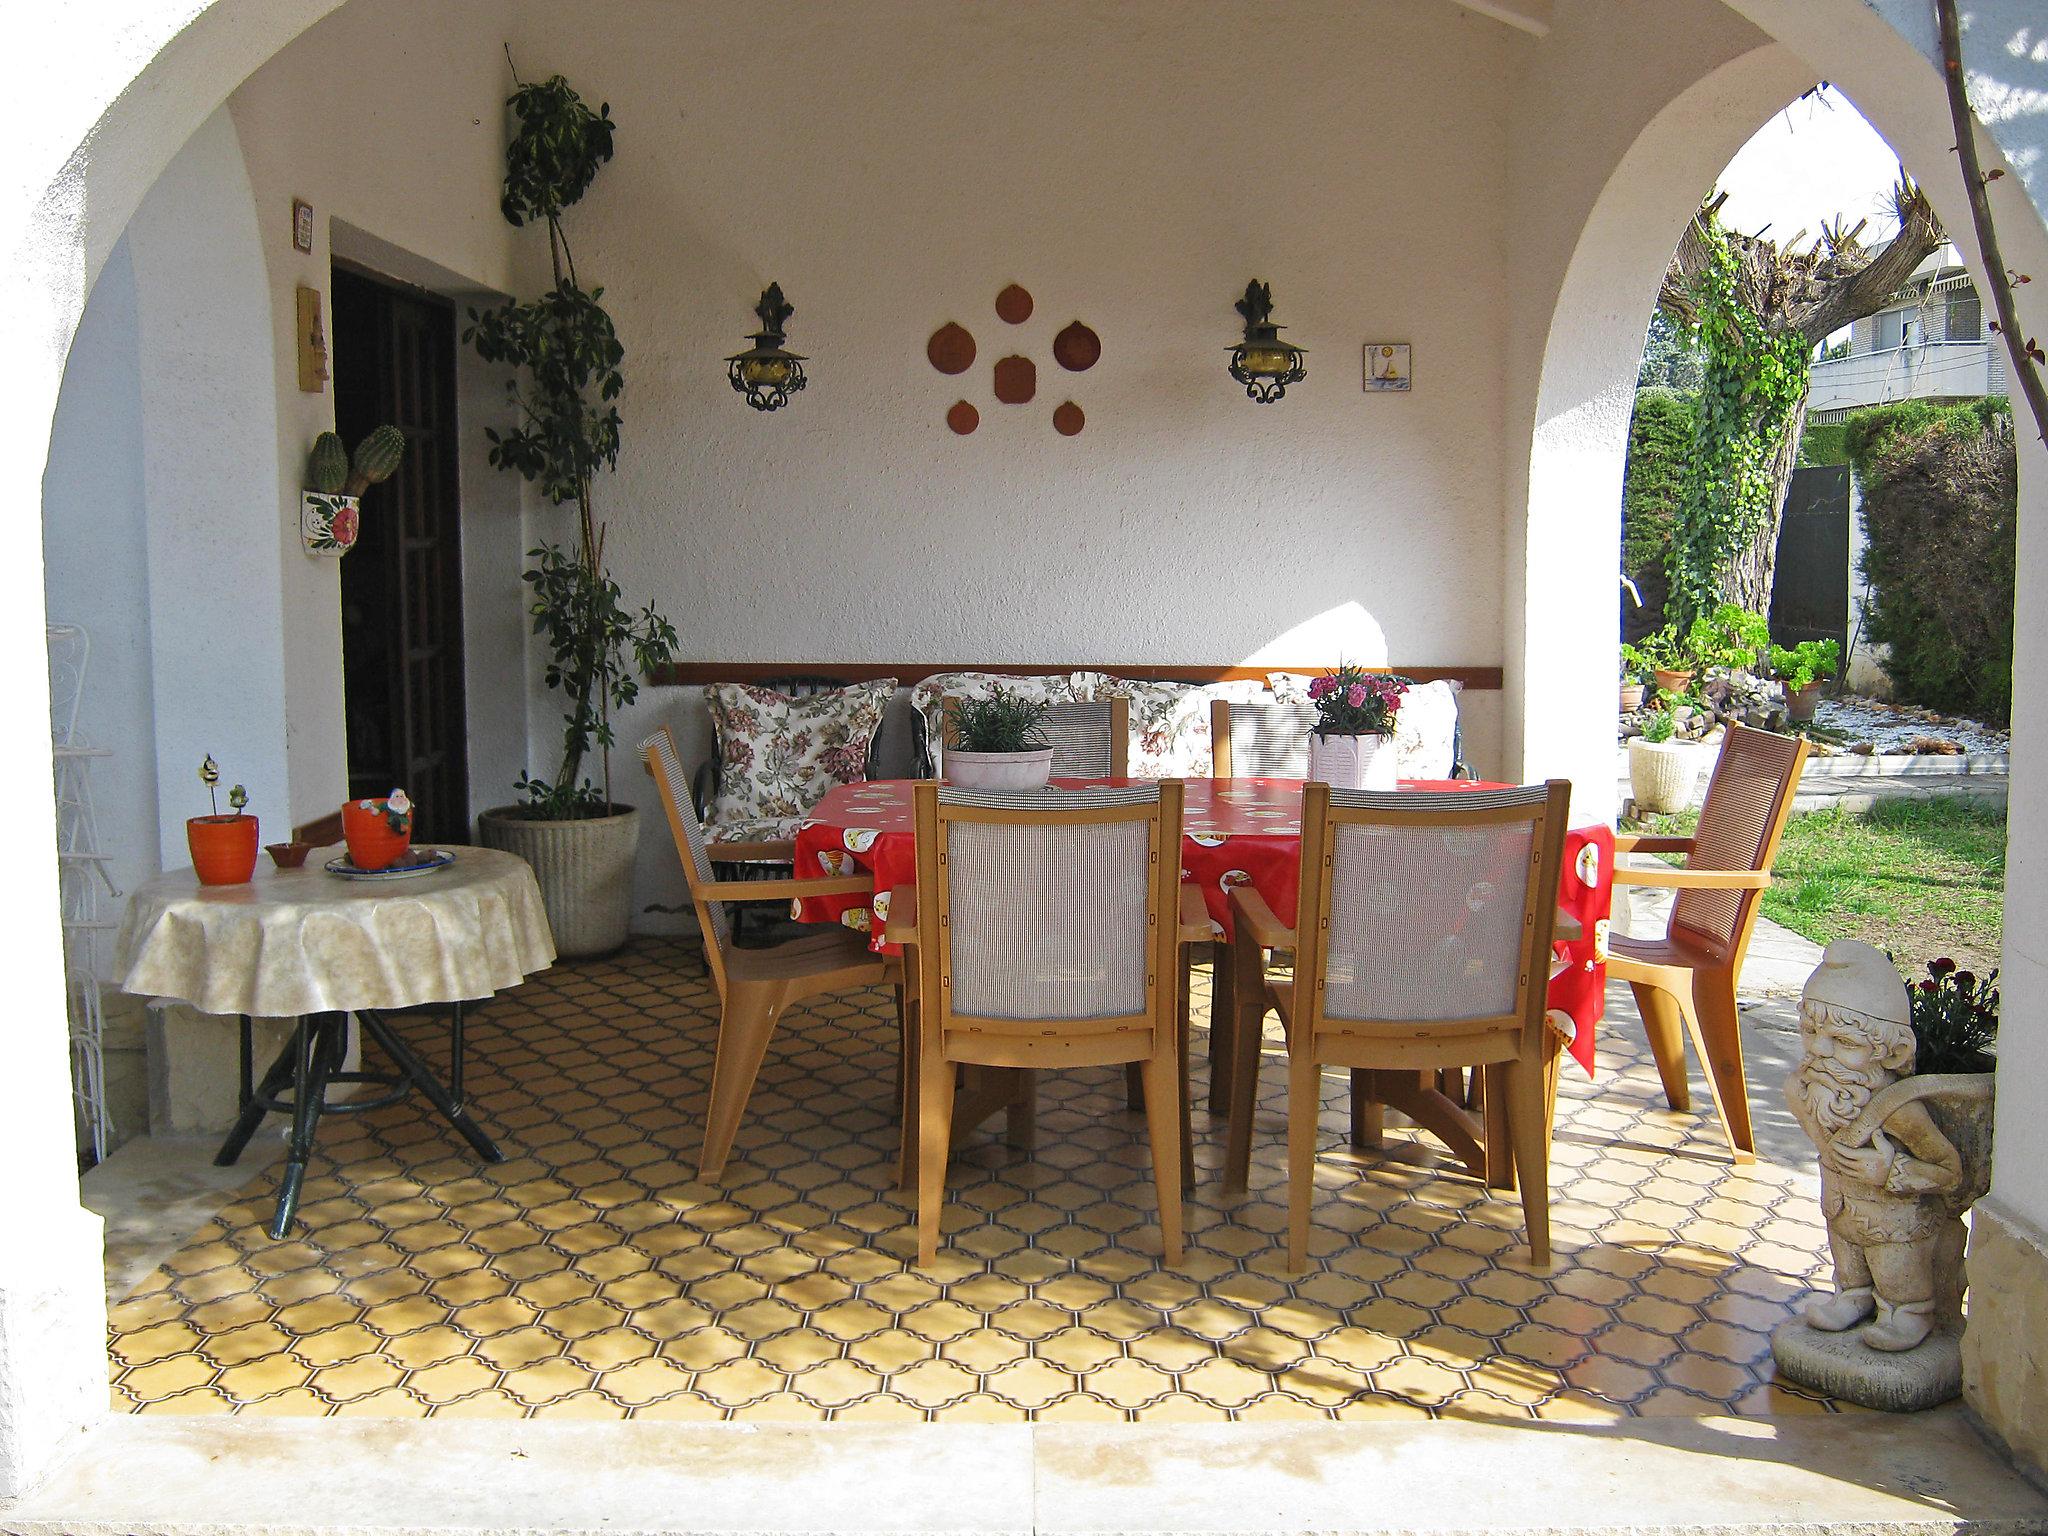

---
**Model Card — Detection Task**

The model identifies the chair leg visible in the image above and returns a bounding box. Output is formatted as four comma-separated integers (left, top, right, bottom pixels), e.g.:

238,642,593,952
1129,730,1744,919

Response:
1629,980,1692,1112
1222,981,1266,1194
1285,1041,1320,1272
1139,1049,1185,1265
1504,1054,1552,1266
1177,983,1196,1189
1349,1069,1382,1149
1482,1062,1515,1191
1205,944,1235,1116
916,1050,958,1266
1688,974,1757,1164
1124,1061,1145,1111
1006,1068,1039,1151
897,989,920,1193
699,985,785,1180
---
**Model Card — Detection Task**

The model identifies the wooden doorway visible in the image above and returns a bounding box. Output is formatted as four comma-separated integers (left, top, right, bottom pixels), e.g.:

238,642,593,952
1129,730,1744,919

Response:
332,264,470,842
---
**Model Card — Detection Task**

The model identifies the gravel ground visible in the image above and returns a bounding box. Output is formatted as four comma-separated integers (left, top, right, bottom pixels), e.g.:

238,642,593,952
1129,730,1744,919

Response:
1811,696,2009,754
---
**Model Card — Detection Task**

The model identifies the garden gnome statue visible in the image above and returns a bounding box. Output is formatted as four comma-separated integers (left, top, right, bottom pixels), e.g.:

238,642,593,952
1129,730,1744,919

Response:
1772,938,1994,1411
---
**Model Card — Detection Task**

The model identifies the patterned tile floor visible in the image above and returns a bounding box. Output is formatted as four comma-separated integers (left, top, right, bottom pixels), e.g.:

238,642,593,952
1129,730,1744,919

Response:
106,935,1848,1421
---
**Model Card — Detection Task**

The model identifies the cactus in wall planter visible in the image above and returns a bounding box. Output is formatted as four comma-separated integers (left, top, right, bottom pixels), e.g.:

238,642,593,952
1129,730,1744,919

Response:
300,426,402,557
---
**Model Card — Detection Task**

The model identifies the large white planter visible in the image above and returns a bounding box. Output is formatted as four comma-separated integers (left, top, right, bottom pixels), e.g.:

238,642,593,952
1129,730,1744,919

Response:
1306,731,1398,791
1628,738,1697,814
476,803,640,959
945,748,1054,791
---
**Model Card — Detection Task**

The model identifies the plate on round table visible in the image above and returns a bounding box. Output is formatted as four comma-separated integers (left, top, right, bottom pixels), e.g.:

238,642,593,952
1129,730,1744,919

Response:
325,847,456,881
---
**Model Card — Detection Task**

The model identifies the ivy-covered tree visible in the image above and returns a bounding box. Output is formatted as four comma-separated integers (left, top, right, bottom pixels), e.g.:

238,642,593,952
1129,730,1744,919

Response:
465,67,677,819
1657,179,1943,628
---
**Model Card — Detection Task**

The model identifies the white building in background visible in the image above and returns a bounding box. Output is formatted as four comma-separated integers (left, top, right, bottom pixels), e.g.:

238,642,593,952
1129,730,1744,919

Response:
1805,244,2006,696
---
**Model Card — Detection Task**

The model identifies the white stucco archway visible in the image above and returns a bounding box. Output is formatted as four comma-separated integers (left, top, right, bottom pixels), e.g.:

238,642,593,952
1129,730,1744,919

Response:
7,0,2048,1505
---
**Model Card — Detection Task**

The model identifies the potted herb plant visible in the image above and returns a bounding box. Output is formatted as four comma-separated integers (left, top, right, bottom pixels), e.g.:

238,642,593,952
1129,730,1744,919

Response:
188,755,258,885
946,689,1055,790
1635,626,1695,698
301,426,404,556
1627,698,1696,814
1304,664,1409,791
1619,642,1651,713
1769,638,1841,724
467,69,677,958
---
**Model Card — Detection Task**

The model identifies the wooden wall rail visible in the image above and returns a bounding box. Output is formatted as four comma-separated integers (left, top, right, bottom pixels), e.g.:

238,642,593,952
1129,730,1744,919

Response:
649,662,1506,691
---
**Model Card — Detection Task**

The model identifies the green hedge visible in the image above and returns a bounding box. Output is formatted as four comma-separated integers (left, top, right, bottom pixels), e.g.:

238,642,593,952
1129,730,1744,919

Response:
1847,398,2015,724
1621,387,1696,638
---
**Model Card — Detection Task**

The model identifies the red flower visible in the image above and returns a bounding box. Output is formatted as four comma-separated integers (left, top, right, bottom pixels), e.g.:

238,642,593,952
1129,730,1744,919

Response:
1920,979,1938,993
330,503,359,547
1929,957,1957,977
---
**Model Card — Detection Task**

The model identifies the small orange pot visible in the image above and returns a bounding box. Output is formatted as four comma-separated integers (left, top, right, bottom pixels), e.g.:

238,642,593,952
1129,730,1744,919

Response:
342,798,412,871
188,814,259,885
1652,668,1696,697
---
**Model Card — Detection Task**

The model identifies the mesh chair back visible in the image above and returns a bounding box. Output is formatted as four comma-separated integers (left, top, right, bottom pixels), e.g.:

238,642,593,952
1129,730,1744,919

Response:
1312,784,1559,1030
1222,696,1317,778
935,784,1159,1022
642,727,732,958
1039,700,1118,778
1670,726,1808,952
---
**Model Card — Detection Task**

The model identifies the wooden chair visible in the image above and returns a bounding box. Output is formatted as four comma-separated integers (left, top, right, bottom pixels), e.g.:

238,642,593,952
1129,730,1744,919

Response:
1610,723,1810,1162
643,727,899,1179
1209,695,1318,779
942,696,1130,778
889,780,1186,1265
1226,781,1572,1269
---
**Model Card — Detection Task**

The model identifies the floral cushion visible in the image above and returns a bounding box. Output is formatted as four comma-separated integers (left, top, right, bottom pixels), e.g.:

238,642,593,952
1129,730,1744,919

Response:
1095,677,1270,778
704,679,895,831
704,813,804,849
1269,673,1463,779
908,672,1103,775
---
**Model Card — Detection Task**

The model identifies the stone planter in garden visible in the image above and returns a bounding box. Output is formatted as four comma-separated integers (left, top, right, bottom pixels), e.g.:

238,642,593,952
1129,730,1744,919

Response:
477,804,640,959
1627,737,1697,813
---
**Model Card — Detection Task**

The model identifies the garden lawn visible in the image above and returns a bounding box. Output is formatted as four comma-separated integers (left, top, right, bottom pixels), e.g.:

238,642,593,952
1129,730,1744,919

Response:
1645,797,2007,975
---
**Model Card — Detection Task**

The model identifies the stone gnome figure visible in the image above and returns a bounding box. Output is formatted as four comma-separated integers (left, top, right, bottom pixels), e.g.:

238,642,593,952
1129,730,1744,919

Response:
1786,939,1992,1355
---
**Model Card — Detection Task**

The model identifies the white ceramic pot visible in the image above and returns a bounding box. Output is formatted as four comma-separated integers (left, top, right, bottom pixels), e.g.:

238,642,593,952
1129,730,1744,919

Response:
302,491,360,556
476,803,640,959
1628,738,1698,814
1306,731,1398,791
945,748,1054,791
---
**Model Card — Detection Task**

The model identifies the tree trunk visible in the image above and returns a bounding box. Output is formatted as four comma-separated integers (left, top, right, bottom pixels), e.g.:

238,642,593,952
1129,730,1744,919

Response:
1721,378,1810,615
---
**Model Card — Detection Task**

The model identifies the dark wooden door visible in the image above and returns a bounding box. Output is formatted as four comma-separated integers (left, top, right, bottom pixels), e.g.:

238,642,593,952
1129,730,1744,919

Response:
1770,464,1851,653
332,264,470,842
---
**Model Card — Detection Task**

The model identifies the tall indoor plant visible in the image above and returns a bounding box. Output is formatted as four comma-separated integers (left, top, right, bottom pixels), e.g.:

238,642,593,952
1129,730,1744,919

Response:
468,67,677,956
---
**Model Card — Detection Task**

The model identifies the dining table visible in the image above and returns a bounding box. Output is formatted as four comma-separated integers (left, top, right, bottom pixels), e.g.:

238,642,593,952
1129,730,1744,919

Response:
115,845,556,1237
791,778,1617,1165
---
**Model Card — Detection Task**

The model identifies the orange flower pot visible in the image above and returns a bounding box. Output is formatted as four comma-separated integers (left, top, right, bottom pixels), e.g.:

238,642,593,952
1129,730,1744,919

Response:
188,814,259,885
342,798,412,872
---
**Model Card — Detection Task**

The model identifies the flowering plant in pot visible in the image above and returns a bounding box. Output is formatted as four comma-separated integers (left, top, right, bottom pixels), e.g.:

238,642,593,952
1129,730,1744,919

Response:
1305,664,1410,790
946,689,1053,790
1768,639,1840,724
342,788,414,872
188,755,258,885
467,69,678,957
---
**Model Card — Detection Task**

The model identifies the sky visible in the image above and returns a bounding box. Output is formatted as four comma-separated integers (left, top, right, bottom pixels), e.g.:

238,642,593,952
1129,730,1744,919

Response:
1714,85,1918,247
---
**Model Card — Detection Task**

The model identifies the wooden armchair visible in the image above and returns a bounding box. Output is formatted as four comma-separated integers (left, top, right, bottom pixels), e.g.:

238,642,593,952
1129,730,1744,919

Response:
1610,723,1810,1162
1225,781,1573,1269
890,779,1185,1265
644,727,900,1180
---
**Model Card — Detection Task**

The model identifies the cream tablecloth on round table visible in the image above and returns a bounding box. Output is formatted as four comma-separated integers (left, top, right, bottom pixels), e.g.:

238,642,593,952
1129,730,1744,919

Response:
115,846,556,1017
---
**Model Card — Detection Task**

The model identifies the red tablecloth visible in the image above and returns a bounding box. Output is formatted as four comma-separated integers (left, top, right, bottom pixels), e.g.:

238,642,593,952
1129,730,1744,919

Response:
792,778,1613,1074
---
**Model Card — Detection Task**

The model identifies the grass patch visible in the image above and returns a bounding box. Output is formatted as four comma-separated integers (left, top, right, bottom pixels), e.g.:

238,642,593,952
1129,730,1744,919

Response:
1643,797,2006,974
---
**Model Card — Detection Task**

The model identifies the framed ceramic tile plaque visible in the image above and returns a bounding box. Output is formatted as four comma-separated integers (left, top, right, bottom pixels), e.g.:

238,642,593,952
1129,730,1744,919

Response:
1365,342,1411,391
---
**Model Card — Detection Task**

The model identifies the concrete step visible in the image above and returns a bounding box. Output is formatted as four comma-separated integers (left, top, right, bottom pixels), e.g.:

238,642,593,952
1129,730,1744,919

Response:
4,1410,2043,1534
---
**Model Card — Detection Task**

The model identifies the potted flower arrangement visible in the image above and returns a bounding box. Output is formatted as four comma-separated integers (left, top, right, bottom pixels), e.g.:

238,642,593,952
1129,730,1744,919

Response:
342,788,415,872
1627,698,1696,814
1305,664,1409,791
301,426,404,556
1769,638,1841,724
468,71,678,957
946,689,1055,790
188,755,258,885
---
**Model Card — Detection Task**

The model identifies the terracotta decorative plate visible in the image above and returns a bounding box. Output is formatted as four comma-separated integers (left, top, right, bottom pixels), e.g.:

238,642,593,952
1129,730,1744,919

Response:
1053,321,1101,372
1052,401,1085,436
993,355,1037,404
946,400,980,435
927,322,976,375
995,284,1033,324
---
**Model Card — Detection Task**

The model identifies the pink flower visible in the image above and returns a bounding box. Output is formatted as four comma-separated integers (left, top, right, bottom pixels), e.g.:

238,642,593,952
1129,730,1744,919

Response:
1346,682,1369,709
1307,675,1335,700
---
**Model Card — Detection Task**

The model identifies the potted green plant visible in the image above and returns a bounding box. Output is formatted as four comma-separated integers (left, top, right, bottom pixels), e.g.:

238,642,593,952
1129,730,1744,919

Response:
467,70,677,957
947,689,1055,790
188,755,258,885
300,426,404,556
1635,626,1695,698
1768,638,1842,724
1619,641,1651,713
1688,602,1771,677
1304,664,1409,791
1627,697,1697,814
